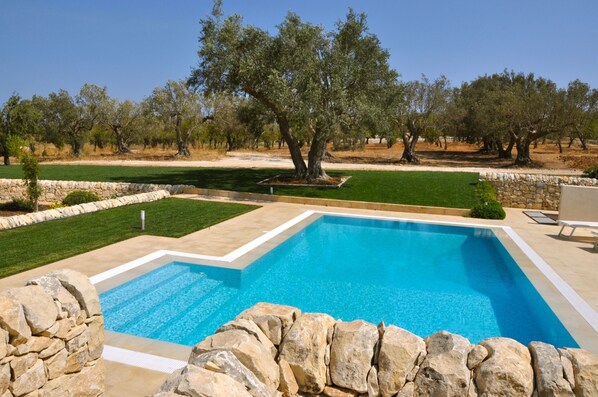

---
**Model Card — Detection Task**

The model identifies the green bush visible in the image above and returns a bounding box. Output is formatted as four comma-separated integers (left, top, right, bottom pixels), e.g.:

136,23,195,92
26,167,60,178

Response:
62,190,100,206
470,181,506,219
470,200,506,219
475,181,497,202
583,164,598,179
0,199,34,212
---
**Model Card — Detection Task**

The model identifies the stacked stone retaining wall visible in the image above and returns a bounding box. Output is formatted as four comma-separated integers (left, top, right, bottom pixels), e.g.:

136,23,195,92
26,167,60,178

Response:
0,190,170,231
0,179,193,203
0,270,104,397
480,172,598,210
153,302,598,397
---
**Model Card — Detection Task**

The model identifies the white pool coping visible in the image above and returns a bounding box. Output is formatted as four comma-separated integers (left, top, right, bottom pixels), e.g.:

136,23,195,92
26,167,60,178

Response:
95,210,598,373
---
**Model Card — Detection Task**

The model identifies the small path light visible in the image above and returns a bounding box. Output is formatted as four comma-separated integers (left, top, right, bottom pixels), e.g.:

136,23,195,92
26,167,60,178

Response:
140,210,145,231
270,186,274,195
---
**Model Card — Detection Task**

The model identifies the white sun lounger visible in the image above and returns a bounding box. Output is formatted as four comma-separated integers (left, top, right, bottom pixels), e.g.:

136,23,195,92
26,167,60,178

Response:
557,185,598,238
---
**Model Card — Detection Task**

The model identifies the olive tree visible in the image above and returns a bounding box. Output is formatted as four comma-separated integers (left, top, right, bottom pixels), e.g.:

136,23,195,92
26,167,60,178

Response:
146,80,209,157
1,94,42,165
101,98,142,153
190,3,398,179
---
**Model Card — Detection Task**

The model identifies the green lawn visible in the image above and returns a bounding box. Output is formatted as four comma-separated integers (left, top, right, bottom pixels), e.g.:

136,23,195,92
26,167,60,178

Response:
0,165,479,209
0,198,258,278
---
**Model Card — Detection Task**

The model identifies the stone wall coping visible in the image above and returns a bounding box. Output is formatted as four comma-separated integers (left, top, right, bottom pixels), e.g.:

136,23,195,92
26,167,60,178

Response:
0,190,170,231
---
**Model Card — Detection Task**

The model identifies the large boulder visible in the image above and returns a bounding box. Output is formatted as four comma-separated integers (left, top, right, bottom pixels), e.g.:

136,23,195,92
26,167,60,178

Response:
378,325,426,397
562,348,598,397
156,364,253,397
529,342,574,397
0,295,31,342
414,331,472,397
329,320,378,394
5,286,57,334
27,275,82,320
190,329,279,390
236,303,301,346
279,313,336,394
189,350,272,397
216,319,277,358
49,270,101,317
475,337,534,397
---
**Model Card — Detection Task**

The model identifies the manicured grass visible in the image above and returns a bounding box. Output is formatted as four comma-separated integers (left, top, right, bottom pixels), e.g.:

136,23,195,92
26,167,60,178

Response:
0,165,479,208
0,198,258,278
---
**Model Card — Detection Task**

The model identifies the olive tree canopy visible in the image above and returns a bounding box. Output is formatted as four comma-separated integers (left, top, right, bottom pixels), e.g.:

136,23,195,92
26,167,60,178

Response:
190,3,398,179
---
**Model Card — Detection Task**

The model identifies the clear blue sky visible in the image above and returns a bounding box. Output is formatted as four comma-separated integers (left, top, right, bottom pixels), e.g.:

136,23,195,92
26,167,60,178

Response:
1,0,597,103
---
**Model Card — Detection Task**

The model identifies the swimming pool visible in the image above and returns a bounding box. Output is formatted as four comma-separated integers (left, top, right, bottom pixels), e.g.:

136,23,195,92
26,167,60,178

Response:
99,214,578,347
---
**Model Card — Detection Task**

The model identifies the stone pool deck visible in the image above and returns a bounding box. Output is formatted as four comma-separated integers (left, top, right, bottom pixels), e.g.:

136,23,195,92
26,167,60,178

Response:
0,197,597,396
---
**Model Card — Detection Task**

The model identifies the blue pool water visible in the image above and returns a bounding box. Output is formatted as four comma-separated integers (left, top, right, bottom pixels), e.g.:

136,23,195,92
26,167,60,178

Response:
100,215,578,347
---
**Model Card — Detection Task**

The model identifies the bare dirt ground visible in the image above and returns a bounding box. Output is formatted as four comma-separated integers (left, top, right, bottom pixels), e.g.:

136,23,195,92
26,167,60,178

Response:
30,140,598,175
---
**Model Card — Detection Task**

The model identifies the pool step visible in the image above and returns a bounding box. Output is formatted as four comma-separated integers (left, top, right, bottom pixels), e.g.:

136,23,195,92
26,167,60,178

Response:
150,284,240,345
100,264,192,313
104,270,207,330
122,276,228,336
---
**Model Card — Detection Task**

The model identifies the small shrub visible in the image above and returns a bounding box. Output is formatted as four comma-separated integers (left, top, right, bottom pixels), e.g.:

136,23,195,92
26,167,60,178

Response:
62,190,100,206
470,200,506,220
0,199,34,212
475,181,497,202
583,164,598,179
48,201,67,209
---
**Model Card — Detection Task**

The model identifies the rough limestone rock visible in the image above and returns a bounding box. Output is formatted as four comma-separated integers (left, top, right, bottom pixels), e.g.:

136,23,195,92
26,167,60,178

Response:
467,345,488,370
558,349,575,390
236,302,301,346
10,359,46,396
330,320,378,393
475,337,534,397
190,329,279,390
5,286,57,334
0,364,9,394
158,365,253,397
216,319,277,358
44,349,68,380
27,275,81,320
279,313,335,394
322,385,358,396
278,358,299,395
563,348,598,397
50,270,101,317
414,331,472,397
85,316,104,361
10,353,37,378
188,350,272,397
378,325,426,397
396,382,415,397
42,358,104,397
367,366,380,397
529,342,574,397
0,295,30,343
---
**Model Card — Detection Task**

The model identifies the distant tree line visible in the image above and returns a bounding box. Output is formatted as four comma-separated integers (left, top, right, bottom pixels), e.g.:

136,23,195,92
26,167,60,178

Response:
1,3,597,177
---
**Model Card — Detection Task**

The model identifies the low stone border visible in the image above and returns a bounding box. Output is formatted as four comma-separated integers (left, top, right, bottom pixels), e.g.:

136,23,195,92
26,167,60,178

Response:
0,270,104,396
0,190,170,231
0,179,193,203
185,187,470,216
257,175,352,189
153,302,597,397
480,172,598,210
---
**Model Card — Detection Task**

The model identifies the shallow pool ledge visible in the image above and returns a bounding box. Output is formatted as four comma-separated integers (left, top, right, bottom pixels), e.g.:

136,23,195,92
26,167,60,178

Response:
151,302,598,397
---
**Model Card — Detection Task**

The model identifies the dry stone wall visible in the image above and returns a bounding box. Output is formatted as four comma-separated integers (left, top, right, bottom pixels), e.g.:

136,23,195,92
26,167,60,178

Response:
479,172,598,210
0,270,104,397
0,190,170,231
0,179,193,203
153,302,598,397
